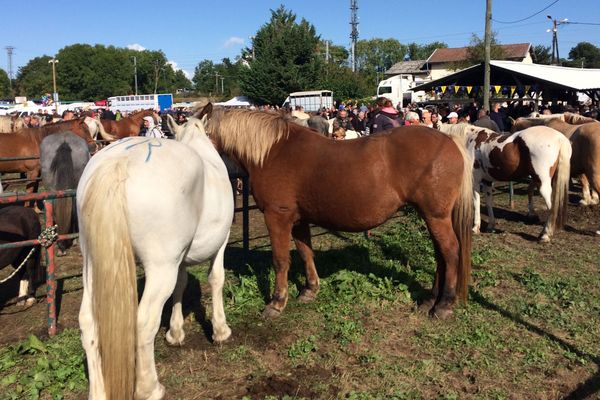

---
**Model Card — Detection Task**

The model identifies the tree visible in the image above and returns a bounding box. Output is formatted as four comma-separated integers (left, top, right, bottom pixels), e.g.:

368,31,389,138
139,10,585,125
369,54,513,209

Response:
15,56,53,98
532,44,552,65
317,41,349,67
568,42,600,68
318,64,371,100
239,6,323,105
451,33,505,70
0,68,11,98
406,41,447,60
355,38,407,73
193,60,217,95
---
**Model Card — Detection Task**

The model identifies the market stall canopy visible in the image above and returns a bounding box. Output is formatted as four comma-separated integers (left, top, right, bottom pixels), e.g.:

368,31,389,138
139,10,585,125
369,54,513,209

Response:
214,96,253,107
412,61,600,101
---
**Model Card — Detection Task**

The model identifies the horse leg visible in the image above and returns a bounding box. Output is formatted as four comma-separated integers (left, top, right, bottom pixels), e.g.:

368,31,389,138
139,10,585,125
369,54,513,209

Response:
418,240,443,314
526,181,540,221
538,176,554,242
208,235,232,342
580,174,593,206
473,189,481,234
262,210,293,318
25,169,41,211
483,182,495,232
165,265,188,346
292,221,320,303
79,268,107,400
135,264,178,400
423,216,460,319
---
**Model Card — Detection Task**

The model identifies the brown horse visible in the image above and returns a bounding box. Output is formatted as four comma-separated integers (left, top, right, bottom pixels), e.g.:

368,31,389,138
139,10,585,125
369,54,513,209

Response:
512,113,600,214
206,106,473,319
100,109,157,138
0,118,97,196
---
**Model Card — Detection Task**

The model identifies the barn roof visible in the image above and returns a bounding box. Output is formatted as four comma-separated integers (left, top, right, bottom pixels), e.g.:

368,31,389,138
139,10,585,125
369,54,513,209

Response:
385,60,428,75
427,43,531,64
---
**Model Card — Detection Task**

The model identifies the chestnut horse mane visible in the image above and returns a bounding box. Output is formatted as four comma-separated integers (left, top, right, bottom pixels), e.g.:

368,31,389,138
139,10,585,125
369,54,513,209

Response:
208,109,290,167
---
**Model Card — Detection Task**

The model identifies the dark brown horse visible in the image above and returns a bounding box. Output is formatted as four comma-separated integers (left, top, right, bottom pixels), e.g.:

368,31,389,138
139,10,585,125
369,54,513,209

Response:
0,118,97,196
206,106,473,319
100,109,157,138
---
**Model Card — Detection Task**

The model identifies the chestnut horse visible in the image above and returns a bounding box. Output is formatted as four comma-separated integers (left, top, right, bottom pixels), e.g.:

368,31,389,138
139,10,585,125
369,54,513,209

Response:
440,123,571,242
207,107,473,319
0,118,97,196
512,113,600,214
100,109,157,138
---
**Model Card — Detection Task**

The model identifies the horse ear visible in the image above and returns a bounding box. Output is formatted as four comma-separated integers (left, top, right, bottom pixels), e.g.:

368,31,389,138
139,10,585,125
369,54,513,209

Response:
166,114,182,139
193,103,213,120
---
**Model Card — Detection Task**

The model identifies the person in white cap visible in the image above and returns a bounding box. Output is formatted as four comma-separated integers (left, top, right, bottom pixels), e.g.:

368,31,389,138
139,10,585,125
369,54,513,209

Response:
141,115,165,138
447,111,459,124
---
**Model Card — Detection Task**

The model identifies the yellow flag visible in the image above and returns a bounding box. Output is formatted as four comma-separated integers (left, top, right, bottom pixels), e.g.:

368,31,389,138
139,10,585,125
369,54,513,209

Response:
525,85,531,94
466,86,473,94
510,86,516,96
453,86,460,93
494,85,502,94
441,86,447,94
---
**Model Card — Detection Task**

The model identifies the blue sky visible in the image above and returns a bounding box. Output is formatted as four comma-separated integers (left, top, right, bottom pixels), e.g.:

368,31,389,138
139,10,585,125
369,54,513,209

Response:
2,0,599,79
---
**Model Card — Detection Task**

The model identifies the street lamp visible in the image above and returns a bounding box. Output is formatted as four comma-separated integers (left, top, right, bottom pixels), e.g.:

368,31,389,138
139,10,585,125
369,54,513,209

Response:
48,58,59,112
547,15,569,65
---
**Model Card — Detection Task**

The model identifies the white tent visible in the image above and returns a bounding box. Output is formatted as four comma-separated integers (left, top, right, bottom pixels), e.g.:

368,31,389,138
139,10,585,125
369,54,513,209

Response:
214,96,253,107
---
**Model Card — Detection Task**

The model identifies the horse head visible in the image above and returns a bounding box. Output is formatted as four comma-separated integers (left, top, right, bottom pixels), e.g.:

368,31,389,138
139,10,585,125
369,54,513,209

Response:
83,116,116,142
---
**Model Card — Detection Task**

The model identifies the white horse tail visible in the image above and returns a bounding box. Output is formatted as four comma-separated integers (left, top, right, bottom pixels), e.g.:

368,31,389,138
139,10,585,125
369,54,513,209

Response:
450,134,474,303
94,118,117,142
81,157,137,399
549,135,572,232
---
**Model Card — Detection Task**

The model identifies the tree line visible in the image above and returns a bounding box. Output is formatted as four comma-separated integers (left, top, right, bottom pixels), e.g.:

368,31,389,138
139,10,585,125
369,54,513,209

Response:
1,5,599,104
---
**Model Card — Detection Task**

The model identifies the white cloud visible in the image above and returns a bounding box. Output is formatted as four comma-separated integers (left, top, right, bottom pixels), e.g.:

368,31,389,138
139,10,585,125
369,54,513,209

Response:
223,36,245,48
167,60,191,79
127,43,146,52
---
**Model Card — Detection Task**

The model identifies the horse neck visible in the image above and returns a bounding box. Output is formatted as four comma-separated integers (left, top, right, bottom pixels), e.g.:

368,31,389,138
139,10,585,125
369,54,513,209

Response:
547,120,577,137
186,134,227,171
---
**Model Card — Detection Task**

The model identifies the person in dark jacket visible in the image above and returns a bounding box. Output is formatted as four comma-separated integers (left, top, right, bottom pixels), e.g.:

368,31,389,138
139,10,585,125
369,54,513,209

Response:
368,97,401,134
473,109,500,132
490,102,506,132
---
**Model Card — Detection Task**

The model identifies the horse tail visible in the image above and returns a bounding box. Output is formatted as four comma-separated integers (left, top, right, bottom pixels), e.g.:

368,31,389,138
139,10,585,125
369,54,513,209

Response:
51,142,76,242
81,157,137,399
449,135,473,303
549,135,572,231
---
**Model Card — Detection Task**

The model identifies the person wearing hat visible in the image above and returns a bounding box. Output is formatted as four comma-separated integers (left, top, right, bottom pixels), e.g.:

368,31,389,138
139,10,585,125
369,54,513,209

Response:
446,111,459,124
140,115,165,138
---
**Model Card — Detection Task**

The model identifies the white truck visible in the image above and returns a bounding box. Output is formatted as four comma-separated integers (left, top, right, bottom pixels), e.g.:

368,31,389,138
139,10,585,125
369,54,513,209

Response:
282,90,334,112
376,75,429,108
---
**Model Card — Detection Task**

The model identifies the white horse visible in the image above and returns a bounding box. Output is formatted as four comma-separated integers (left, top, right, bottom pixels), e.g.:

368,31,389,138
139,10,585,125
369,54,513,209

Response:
77,109,234,400
440,123,571,242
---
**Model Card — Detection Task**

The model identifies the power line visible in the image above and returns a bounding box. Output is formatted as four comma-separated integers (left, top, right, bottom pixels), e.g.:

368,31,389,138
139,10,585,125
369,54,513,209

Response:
566,22,600,26
493,0,560,24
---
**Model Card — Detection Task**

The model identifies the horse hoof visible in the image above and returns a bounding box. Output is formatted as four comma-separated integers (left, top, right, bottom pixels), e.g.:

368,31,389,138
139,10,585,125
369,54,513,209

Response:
472,227,480,234
57,250,67,257
539,234,551,243
262,305,282,319
595,230,600,236
417,298,435,314
135,383,165,400
430,307,454,320
165,330,185,346
579,199,590,207
212,325,232,343
297,289,318,303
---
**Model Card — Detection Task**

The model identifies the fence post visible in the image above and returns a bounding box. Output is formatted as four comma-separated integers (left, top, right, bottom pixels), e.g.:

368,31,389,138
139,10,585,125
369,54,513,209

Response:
44,199,57,336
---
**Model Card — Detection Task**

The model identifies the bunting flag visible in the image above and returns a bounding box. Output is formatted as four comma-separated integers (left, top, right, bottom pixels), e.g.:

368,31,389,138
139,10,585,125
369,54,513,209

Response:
441,86,447,94
510,86,516,97
466,86,473,94
525,85,531,94
494,85,502,94
453,85,460,93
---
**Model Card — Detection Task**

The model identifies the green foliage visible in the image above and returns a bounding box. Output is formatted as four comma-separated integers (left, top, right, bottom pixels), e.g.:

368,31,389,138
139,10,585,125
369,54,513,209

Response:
240,5,323,105
0,68,11,98
451,33,505,70
193,57,242,97
0,331,87,399
15,56,53,98
567,42,600,68
355,38,407,73
406,41,447,60
287,335,318,359
532,44,552,65
318,64,371,102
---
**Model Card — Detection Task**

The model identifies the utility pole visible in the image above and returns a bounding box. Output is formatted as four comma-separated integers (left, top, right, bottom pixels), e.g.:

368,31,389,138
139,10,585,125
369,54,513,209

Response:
350,0,358,72
132,56,138,95
220,76,224,93
153,60,163,94
547,16,569,65
250,36,255,61
48,58,59,112
214,72,221,94
325,40,330,63
5,46,14,91
483,0,492,112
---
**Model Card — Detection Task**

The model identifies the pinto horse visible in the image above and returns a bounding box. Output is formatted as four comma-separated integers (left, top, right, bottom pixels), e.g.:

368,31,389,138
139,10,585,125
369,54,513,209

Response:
77,115,234,399
440,123,571,242
512,113,600,210
100,109,157,139
40,132,90,255
0,118,98,197
206,106,473,320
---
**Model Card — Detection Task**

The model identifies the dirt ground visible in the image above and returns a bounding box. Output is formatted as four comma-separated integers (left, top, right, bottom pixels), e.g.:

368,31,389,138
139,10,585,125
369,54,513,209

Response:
1,183,599,399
